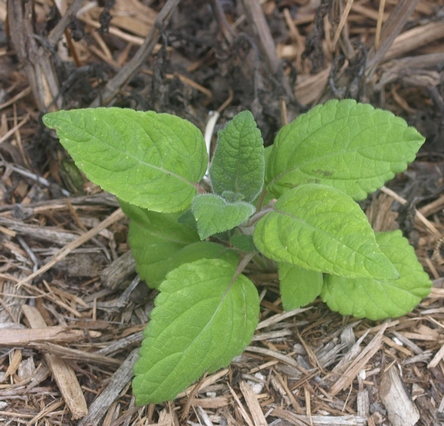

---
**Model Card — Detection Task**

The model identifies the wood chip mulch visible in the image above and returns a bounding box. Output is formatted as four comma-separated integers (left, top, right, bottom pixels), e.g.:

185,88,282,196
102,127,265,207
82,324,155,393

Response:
1,1,444,425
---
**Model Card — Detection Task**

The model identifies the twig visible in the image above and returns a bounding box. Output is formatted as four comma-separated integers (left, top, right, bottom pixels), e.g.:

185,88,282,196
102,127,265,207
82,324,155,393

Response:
21,305,88,419
380,186,441,238
0,325,101,346
332,0,355,48
16,208,125,288
240,0,294,101
374,0,387,50
0,113,29,145
48,0,86,45
366,0,420,77
90,0,181,107
78,349,139,426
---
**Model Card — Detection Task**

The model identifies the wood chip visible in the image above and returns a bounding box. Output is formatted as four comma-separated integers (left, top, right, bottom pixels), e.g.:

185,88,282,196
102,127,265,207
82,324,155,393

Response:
239,381,267,426
329,326,386,396
78,348,138,426
0,325,100,346
380,365,420,426
21,305,88,419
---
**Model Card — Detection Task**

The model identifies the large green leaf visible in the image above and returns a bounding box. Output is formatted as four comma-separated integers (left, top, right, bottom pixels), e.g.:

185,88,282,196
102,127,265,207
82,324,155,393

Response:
121,202,200,288
279,263,323,310
321,230,432,320
43,108,208,213
192,194,255,240
121,202,237,288
253,184,399,280
132,259,259,405
266,99,425,200
169,241,239,272
209,111,264,202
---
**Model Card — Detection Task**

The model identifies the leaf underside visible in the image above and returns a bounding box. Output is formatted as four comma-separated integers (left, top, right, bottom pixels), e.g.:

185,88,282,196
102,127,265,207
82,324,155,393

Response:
321,230,432,320
132,259,259,405
266,99,425,200
44,108,208,212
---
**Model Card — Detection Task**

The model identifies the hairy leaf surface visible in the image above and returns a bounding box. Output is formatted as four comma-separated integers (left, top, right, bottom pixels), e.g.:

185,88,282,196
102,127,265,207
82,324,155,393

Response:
279,263,323,310
266,99,425,200
132,259,259,405
321,231,432,320
192,194,255,240
210,111,264,202
44,108,208,212
253,184,399,279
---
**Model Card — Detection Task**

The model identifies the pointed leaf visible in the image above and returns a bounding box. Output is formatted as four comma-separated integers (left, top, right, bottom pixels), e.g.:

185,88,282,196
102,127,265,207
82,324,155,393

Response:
43,108,208,212
192,194,255,240
210,111,265,202
132,259,260,405
321,230,432,320
267,99,425,200
253,184,399,280
279,263,323,310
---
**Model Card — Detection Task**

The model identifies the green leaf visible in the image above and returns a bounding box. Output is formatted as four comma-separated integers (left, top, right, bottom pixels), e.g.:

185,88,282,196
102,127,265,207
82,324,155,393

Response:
222,191,245,203
121,201,238,288
177,209,199,231
43,108,208,213
132,258,260,405
192,194,255,240
321,230,432,320
209,111,265,202
266,99,425,200
253,184,399,280
230,234,256,253
279,263,323,310
169,241,239,272
121,201,200,288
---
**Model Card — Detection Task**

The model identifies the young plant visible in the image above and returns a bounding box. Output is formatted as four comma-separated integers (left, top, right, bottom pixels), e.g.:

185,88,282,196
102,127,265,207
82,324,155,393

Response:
43,99,432,405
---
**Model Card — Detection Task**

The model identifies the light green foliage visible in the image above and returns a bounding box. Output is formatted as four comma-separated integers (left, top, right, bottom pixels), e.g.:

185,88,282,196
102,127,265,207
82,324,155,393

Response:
43,108,208,213
279,263,323,310
121,201,237,288
254,184,399,280
132,259,259,405
168,242,239,272
321,231,432,320
210,110,264,202
192,194,255,240
120,202,200,288
266,99,425,200
44,101,432,406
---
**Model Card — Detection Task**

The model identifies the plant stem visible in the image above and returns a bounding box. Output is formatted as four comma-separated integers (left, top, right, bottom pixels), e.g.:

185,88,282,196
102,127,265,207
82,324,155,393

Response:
245,202,275,228
232,252,256,283
255,187,268,211
194,183,206,194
